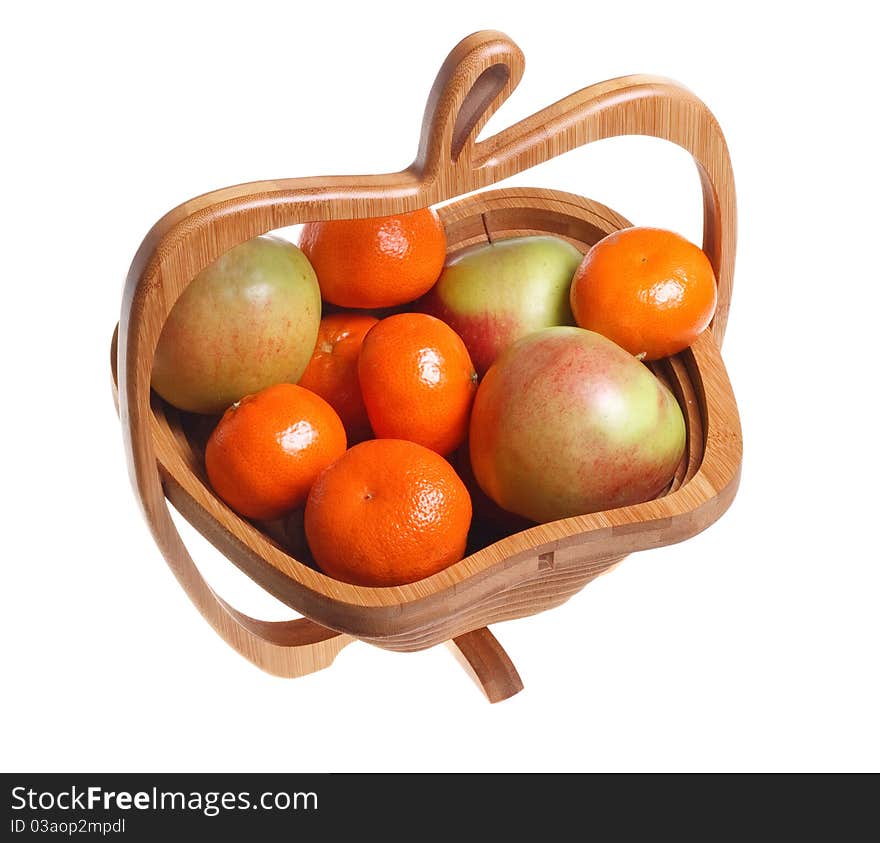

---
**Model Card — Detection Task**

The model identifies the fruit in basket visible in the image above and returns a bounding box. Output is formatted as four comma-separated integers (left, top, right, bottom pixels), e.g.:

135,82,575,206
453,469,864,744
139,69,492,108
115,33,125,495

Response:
298,313,378,443
205,383,346,521
299,208,446,308
570,227,717,360
305,439,472,586
358,312,478,455
152,235,321,414
421,235,582,375
469,326,685,523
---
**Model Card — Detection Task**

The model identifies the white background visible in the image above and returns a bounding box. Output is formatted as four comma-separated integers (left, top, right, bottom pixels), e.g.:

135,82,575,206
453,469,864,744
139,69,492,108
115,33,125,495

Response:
3,0,878,772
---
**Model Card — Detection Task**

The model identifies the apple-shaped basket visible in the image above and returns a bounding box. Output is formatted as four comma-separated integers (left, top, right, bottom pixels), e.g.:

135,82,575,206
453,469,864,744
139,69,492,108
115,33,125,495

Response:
112,30,741,702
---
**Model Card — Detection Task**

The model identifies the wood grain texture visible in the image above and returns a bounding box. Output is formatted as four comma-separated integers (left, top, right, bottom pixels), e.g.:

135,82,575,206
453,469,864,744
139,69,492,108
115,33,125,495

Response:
448,628,524,704
114,31,741,681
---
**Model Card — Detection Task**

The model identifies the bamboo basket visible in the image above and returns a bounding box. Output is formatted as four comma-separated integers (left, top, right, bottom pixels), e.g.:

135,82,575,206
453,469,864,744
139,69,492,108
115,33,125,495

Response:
112,30,742,702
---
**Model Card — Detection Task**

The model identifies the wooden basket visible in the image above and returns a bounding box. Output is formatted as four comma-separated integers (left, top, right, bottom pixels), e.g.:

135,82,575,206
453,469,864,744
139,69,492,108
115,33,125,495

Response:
112,30,742,702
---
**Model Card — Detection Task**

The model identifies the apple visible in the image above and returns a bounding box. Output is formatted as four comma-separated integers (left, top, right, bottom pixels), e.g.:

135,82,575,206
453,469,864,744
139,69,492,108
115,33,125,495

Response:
469,326,686,523
152,235,321,414
420,235,582,375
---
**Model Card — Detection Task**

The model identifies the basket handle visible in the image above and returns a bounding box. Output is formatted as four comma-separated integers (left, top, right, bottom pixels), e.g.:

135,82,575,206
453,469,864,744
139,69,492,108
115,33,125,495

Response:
415,31,737,345
110,326,354,677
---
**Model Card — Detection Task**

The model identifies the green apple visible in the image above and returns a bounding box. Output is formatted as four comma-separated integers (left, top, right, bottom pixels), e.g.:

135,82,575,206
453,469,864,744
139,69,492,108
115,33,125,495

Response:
420,235,582,375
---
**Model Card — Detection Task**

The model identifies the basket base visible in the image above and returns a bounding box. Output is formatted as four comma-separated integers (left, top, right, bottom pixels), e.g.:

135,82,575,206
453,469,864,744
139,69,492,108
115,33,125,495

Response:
448,627,524,703
286,621,523,703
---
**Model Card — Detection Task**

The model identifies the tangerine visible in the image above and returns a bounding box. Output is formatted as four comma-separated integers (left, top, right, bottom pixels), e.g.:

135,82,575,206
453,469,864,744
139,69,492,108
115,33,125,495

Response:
298,312,378,443
299,208,446,308
304,439,472,587
205,383,346,521
570,227,717,360
357,312,477,455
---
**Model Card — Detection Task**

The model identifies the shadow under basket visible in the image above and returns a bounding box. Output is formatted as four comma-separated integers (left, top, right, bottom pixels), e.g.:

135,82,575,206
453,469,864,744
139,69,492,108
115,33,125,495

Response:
112,31,742,702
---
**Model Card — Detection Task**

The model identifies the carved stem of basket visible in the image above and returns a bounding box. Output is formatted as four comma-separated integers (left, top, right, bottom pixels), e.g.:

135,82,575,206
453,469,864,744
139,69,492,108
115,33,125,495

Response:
411,35,734,343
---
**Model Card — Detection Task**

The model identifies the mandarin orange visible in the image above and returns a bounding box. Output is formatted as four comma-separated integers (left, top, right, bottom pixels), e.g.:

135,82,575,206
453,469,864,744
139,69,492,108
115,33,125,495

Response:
205,383,346,521
298,312,378,443
304,439,472,587
299,208,446,308
357,312,477,456
570,227,717,360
